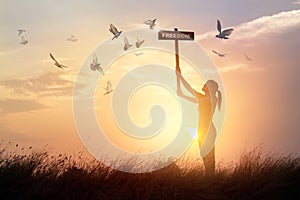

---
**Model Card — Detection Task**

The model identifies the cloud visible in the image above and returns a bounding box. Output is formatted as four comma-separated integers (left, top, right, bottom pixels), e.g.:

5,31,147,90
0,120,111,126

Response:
0,99,47,114
218,65,243,73
219,65,263,73
0,49,18,56
0,71,74,97
197,10,300,41
203,64,263,74
293,1,300,5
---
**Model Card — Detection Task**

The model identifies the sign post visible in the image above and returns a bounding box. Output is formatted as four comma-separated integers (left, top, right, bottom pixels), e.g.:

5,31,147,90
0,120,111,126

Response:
158,28,195,93
174,28,180,73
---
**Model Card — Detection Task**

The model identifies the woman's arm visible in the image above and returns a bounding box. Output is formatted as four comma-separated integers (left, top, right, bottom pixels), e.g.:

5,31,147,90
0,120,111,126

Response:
175,70,197,103
176,71,197,97
177,89,197,103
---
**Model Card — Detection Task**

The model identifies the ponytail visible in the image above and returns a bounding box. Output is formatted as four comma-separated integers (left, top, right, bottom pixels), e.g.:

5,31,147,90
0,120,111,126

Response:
217,90,222,111
205,80,222,111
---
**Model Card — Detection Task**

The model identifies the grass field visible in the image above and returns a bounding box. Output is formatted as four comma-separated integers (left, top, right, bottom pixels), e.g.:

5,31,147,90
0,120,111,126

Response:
0,142,299,200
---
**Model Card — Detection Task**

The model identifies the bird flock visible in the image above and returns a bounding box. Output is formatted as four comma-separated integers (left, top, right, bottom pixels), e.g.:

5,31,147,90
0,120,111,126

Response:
212,19,252,61
16,18,252,95
91,20,153,94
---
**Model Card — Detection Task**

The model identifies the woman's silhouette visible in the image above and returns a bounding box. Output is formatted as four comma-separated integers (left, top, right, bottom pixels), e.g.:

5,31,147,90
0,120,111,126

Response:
176,67,222,175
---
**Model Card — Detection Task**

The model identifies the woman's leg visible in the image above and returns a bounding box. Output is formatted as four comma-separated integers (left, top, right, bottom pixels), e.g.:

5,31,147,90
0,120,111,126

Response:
202,147,215,175
200,124,216,175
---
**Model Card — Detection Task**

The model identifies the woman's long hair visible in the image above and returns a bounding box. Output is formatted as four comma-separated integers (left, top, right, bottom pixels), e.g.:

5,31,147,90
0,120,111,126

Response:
216,90,222,111
206,80,222,111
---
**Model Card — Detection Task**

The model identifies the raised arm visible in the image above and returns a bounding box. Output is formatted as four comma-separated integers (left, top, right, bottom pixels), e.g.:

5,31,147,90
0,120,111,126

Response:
175,70,197,103
177,88,197,103
176,71,197,97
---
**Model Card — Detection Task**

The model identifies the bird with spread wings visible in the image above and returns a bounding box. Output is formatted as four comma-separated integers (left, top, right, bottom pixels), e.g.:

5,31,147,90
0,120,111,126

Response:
49,53,68,69
67,34,77,42
103,81,113,95
216,20,234,39
244,53,252,61
123,37,132,51
212,50,227,57
90,53,104,74
109,24,122,40
144,19,156,29
135,36,145,48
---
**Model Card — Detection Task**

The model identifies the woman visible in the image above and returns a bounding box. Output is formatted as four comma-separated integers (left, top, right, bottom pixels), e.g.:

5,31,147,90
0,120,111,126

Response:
176,68,222,175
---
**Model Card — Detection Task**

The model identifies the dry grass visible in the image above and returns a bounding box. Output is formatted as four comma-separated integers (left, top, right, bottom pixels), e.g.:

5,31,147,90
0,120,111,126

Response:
0,142,299,200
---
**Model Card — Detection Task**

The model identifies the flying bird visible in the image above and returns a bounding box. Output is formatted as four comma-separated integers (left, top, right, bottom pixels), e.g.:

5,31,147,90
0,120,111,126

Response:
135,36,145,48
216,20,234,39
109,24,122,40
103,81,113,95
244,53,252,61
123,37,132,51
49,53,68,69
212,50,227,57
17,29,26,36
67,34,77,42
20,36,28,45
134,52,144,56
144,19,156,29
90,53,104,74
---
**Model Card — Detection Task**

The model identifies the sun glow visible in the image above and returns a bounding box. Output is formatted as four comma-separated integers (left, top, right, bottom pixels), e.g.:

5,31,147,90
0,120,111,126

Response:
186,127,198,140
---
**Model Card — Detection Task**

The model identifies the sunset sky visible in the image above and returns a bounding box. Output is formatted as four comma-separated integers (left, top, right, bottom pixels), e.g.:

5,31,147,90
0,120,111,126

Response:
0,0,300,163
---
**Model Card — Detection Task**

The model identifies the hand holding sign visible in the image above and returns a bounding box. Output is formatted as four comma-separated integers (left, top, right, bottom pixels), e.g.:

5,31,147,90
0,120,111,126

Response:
158,28,194,98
